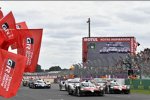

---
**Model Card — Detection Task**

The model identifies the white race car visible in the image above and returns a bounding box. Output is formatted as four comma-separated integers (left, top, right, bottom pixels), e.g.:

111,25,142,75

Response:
67,78,81,95
29,79,51,89
108,80,130,94
64,79,73,91
74,80,104,96
59,80,66,91
92,78,107,93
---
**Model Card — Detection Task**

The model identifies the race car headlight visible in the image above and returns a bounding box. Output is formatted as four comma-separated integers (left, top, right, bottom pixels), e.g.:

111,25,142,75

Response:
100,87,103,90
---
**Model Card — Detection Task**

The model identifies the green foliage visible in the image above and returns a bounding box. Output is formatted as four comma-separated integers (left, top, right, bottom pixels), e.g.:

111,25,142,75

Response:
49,66,61,71
36,64,43,72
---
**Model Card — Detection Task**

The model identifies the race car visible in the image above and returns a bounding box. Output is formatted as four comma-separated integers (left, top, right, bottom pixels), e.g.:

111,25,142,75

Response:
67,78,80,95
74,80,104,96
29,79,51,89
44,80,51,89
22,78,29,87
91,78,107,93
108,80,130,94
59,80,66,91
64,79,73,90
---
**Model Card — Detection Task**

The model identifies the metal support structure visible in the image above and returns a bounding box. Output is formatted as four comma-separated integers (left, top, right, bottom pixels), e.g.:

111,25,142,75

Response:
87,18,91,37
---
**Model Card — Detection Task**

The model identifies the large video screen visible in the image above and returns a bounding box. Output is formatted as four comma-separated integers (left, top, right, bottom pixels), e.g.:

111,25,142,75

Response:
82,37,137,67
87,42,130,67
88,42,130,53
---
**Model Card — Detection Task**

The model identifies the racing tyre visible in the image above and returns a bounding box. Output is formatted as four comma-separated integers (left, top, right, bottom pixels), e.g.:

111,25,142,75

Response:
77,88,82,97
99,91,104,96
68,87,71,95
124,90,130,94
68,86,73,95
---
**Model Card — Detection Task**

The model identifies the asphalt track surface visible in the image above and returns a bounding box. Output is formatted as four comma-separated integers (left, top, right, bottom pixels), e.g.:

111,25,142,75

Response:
0,84,150,100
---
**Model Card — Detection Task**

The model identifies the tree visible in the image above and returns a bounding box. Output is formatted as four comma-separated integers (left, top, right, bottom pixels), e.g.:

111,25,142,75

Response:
49,66,61,71
36,64,43,72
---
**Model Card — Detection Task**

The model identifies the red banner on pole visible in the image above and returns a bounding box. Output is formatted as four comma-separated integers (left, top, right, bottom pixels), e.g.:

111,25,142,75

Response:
17,29,43,72
0,8,3,19
16,21,28,29
0,11,16,50
0,49,26,98
11,22,28,50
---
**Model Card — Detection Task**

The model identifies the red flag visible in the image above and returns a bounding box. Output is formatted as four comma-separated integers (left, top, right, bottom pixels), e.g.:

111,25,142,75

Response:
0,29,18,51
0,49,26,98
0,11,16,50
17,29,43,72
11,22,28,50
16,21,28,29
0,8,3,19
0,32,5,45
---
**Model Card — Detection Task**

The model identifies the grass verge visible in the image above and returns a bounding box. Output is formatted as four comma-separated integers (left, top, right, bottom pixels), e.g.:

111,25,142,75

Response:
131,89,150,95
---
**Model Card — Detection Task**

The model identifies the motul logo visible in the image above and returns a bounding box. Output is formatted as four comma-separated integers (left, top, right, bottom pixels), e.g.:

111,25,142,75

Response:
84,38,98,42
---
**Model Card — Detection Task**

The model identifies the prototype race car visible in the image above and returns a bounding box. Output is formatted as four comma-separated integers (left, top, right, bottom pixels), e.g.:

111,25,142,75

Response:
74,80,104,96
92,78,107,93
108,80,130,94
29,79,51,89
64,79,73,90
59,80,66,91
67,78,80,95
22,78,29,87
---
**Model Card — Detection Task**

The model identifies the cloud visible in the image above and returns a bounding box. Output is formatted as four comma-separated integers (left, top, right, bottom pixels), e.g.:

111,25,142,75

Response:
116,10,150,24
1,1,150,69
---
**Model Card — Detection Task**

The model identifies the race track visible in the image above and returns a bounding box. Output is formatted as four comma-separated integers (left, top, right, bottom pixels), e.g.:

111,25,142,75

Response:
0,84,150,100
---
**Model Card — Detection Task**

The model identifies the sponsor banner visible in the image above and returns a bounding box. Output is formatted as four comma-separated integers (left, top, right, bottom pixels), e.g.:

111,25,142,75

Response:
83,37,132,42
16,21,28,29
16,29,43,72
11,22,28,50
0,9,3,19
82,37,137,63
0,49,26,98
0,11,16,50
0,30,18,50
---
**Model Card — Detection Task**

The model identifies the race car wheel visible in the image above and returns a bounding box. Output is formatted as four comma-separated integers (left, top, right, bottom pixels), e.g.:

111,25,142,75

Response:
65,85,68,91
33,85,36,89
124,90,130,94
77,88,82,97
109,89,114,94
99,91,104,96
68,87,71,95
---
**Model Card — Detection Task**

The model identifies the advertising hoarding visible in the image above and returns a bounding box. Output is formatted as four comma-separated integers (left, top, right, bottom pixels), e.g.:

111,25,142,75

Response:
82,37,137,67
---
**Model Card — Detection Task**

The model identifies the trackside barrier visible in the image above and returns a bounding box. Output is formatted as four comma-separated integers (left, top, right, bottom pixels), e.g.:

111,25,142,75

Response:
125,79,150,90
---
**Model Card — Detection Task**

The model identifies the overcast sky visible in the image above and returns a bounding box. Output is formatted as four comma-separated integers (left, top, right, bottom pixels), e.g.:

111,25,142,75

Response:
1,1,150,69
